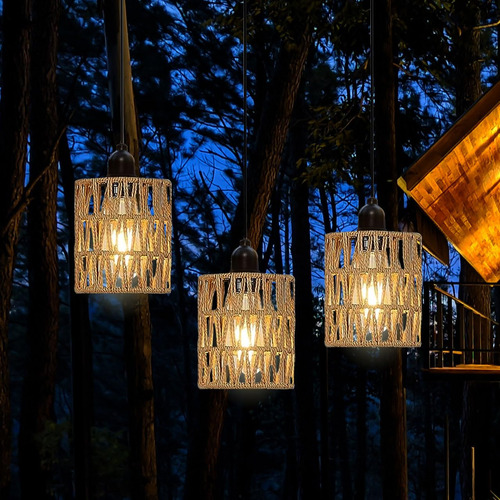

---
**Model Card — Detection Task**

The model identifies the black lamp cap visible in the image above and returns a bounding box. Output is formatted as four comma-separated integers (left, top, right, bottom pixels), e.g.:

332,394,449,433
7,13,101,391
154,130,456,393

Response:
358,197,386,230
230,238,259,272
107,143,137,177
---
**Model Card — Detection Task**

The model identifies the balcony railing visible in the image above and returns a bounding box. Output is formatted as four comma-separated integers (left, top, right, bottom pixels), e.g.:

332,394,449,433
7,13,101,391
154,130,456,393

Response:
422,282,500,373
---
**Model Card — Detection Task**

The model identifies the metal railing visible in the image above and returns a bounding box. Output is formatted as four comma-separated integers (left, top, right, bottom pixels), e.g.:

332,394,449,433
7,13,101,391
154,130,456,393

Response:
422,282,500,369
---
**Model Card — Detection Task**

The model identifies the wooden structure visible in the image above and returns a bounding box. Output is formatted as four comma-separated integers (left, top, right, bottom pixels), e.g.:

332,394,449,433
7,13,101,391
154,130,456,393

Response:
398,82,500,376
398,81,500,283
422,283,500,378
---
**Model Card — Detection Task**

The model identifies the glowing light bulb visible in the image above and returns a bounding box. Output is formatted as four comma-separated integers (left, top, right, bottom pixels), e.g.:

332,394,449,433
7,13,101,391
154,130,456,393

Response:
362,281,378,306
225,288,264,383
109,197,136,268
113,227,130,254
111,225,133,267
234,294,257,361
360,252,383,315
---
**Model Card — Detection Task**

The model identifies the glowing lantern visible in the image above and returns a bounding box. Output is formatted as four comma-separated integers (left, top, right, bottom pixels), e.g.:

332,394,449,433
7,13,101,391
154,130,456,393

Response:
198,240,295,389
74,146,171,293
324,198,422,347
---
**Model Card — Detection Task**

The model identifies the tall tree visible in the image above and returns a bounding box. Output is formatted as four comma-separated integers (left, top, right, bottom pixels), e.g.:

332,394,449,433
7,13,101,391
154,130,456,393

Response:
18,0,61,497
453,1,493,497
373,0,408,498
102,1,159,498
290,93,322,499
0,0,31,495
59,131,94,500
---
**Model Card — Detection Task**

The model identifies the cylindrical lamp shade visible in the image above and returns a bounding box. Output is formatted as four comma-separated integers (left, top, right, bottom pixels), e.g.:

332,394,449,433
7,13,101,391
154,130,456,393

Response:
324,230,422,347
74,176,172,293
198,272,295,389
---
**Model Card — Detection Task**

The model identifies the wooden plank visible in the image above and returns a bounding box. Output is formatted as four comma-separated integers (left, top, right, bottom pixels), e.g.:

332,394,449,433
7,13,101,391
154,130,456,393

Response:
422,366,500,381
398,81,500,282
402,80,500,190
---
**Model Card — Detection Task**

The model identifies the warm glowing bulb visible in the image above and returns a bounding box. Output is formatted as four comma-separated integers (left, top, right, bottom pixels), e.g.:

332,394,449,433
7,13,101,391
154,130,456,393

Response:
234,316,257,362
109,197,136,268
238,320,253,348
225,292,263,377
111,226,131,252
362,280,381,307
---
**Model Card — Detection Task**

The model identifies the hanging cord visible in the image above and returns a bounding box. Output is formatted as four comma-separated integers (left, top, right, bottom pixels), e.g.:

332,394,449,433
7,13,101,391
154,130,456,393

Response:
119,0,126,146
358,0,386,230
369,0,375,199
107,0,135,177
242,0,248,240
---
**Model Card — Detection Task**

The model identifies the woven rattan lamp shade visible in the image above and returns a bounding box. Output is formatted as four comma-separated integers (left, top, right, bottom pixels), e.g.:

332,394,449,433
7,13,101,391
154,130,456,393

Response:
324,230,422,347
198,272,295,389
74,176,172,293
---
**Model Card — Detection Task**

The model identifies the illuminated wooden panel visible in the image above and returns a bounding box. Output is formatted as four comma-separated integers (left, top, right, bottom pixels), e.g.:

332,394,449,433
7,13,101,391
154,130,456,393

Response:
398,81,500,282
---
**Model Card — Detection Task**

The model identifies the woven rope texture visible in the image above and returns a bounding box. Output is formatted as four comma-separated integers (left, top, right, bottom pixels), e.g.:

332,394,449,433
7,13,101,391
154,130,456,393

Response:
198,272,295,389
75,177,172,293
325,231,422,347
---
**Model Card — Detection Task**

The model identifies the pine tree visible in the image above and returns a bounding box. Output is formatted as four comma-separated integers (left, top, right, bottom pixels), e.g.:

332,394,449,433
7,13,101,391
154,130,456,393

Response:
18,0,61,497
0,0,31,495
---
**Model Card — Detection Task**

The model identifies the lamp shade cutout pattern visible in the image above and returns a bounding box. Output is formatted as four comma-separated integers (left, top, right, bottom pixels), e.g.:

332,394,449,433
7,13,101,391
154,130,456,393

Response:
74,176,172,293
198,272,295,389
324,230,422,347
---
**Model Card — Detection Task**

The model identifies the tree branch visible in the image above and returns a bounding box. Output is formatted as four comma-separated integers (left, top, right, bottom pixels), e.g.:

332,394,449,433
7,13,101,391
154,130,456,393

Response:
473,19,500,31
1,122,69,239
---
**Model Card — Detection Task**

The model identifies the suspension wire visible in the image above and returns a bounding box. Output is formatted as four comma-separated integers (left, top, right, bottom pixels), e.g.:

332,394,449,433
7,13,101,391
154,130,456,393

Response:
243,0,248,240
119,0,125,146
369,0,375,199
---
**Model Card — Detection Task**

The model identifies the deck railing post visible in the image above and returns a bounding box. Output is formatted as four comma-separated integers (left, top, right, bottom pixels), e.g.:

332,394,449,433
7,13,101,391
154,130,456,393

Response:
422,282,430,370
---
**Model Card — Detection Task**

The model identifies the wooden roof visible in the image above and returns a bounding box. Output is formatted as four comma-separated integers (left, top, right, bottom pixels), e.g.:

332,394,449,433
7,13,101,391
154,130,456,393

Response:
398,81,500,282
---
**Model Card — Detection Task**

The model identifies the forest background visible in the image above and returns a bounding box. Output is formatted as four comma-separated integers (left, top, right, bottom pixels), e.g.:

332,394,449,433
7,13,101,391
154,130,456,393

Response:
0,0,500,499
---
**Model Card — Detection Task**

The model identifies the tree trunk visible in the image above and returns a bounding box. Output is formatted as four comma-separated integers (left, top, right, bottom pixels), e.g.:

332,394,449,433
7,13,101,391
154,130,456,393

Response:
354,365,367,500
282,392,298,499
231,1,323,251
380,350,407,499
102,0,139,157
122,295,158,499
319,184,334,499
60,132,94,500
282,200,297,500
232,406,257,500
185,4,322,498
374,0,398,231
332,351,353,499
423,385,437,500
0,0,31,495
320,332,331,500
452,1,492,498
290,93,321,499
158,136,195,433
184,391,228,500
19,0,60,497
261,186,284,272
373,0,408,498
0,0,32,495
102,2,158,498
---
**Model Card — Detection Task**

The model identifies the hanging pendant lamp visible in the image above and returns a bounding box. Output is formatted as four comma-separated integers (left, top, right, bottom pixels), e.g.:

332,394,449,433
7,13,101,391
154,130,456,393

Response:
198,239,295,389
324,199,422,347
323,0,422,347
74,0,172,294
197,0,295,388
